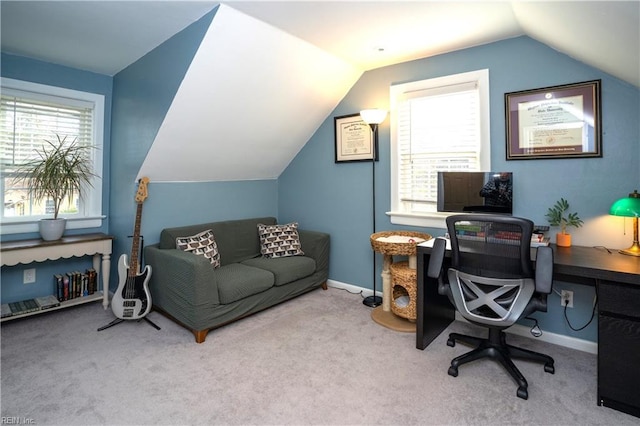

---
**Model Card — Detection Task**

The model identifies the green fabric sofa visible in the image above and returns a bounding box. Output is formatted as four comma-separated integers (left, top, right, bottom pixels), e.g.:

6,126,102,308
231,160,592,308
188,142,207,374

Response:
144,217,330,343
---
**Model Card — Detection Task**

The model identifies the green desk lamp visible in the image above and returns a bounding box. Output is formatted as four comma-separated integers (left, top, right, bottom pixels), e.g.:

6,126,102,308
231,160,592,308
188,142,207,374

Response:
609,190,640,256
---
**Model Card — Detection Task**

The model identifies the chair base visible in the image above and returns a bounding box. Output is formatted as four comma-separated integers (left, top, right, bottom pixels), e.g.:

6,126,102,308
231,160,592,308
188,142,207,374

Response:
447,328,555,400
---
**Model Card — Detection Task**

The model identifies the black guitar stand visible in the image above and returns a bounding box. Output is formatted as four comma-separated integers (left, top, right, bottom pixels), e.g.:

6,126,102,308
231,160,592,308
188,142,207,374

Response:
97,316,161,331
97,234,161,332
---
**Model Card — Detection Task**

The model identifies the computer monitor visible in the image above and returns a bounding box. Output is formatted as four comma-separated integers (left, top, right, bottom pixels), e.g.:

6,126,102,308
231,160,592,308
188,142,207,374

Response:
437,171,513,214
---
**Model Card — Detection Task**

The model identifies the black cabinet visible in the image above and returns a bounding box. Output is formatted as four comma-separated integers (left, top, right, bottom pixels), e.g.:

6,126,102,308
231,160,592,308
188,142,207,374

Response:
597,280,640,418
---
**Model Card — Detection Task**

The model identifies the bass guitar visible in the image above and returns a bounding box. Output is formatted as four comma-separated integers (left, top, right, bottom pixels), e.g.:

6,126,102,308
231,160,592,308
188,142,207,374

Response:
111,177,152,320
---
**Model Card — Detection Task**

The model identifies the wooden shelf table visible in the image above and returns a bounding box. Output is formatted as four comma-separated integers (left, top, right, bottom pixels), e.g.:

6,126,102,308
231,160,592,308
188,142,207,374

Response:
1,233,113,321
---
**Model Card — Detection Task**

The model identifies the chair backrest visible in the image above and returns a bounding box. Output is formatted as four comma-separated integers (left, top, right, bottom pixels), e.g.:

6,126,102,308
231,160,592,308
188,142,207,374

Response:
444,214,536,327
446,214,534,280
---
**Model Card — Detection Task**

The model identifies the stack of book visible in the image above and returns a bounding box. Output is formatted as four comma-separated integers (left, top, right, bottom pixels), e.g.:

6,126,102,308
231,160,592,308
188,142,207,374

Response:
55,268,97,302
1,268,98,319
1,295,61,318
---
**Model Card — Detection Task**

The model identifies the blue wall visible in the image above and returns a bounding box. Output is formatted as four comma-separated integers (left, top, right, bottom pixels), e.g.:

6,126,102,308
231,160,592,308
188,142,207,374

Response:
1,53,113,303
278,36,640,342
109,6,278,287
109,7,215,286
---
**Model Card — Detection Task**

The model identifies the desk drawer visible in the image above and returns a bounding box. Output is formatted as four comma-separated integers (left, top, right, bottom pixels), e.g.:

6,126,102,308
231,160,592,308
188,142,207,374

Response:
598,315,640,413
599,280,640,318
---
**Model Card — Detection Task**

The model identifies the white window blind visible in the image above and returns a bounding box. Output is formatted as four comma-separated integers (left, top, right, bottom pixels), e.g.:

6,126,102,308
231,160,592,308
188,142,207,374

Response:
0,93,94,171
0,77,104,234
389,69,490,227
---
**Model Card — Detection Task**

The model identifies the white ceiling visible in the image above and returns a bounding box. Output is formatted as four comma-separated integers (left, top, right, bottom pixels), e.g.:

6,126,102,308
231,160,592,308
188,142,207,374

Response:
1,1,638,182
2,1,638,86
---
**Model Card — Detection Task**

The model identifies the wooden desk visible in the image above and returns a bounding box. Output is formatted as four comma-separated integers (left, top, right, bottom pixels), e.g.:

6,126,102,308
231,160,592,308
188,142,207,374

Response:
416,242,640,417
1,233,113,317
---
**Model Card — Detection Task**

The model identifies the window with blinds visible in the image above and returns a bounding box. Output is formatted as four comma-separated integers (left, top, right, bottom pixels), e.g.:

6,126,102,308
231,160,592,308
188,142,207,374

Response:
0,77,104,234
389,69,490,226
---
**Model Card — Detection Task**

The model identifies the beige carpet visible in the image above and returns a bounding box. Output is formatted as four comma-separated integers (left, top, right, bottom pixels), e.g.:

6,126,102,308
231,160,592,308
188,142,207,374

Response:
1,287,637,425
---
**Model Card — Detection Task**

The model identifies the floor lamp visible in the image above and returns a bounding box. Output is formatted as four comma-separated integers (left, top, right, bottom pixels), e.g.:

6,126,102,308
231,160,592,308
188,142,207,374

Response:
360,108,387,308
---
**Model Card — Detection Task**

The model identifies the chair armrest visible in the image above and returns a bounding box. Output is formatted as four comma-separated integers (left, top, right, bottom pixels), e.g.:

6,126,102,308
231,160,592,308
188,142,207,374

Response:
428,238,451,297
298,229,330,273
428,238,447,279
534,246,554,294
145,245,221,307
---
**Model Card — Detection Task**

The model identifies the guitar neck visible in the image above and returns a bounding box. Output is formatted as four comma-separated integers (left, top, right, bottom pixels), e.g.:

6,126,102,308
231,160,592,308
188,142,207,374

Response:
129,202,144,276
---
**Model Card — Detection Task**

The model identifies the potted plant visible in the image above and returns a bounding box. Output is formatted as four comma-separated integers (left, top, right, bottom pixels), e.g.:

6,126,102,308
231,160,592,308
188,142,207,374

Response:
545,198,584,247
13,135,97,241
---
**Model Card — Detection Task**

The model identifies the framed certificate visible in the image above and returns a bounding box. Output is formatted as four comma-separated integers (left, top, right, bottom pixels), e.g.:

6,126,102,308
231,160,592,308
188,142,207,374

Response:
334,113,377,163
505,80,602,160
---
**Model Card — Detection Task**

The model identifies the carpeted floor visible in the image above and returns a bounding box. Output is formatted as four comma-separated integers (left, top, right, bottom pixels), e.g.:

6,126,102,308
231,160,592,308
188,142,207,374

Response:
1,287,637,425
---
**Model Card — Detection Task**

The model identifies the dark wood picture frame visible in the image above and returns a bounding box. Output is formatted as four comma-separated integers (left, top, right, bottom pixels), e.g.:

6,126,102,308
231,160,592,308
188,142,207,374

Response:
334,113,378,163
505,80,602,160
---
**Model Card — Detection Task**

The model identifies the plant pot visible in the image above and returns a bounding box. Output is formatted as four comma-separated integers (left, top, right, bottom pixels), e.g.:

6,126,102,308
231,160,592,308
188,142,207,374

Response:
39,218,66,241
556,233,572,248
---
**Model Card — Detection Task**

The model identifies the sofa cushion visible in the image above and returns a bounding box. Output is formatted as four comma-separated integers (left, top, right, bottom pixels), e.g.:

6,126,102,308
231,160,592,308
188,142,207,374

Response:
159,217,277,265
175,229,221,268
241,256,316,286
216,263,275,304
257,222,304,258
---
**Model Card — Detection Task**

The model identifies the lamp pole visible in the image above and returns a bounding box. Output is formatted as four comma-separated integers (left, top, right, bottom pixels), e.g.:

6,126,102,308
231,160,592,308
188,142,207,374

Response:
360,109,387,307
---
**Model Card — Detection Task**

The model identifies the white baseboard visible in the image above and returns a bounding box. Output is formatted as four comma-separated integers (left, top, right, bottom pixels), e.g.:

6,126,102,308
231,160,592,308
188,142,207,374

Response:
327,279,380,297
455,312,598,354
326,280,597,354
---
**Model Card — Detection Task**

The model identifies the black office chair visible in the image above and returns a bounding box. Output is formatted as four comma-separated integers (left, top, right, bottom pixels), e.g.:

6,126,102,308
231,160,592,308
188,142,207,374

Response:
427,214,555,399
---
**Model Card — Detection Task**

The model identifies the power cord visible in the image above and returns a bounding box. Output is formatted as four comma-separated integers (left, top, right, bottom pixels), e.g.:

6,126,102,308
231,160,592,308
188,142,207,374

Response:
330,286,364,297
593,245,612,254
563,293,598,331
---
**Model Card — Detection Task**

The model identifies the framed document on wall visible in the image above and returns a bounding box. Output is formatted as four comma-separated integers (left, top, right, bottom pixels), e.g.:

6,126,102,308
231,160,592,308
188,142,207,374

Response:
505,80,602,160
334,113,377,163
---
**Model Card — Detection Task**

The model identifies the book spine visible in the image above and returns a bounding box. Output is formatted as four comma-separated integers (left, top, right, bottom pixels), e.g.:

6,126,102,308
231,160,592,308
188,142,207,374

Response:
63,274,70,301
82,272,88,297
71,272,76,299
86,268,97,294
55,274,64,302
74,271,81,298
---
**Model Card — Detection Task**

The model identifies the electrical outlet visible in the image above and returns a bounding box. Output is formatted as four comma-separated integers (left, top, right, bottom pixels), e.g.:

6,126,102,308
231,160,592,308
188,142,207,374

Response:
561,290,574,308
23,268,36,284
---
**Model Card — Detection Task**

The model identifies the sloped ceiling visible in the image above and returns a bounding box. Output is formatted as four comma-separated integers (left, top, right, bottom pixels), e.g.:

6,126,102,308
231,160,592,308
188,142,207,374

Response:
512,1,639,88
138,4,361,181
0,1,217,76
1,1,638,183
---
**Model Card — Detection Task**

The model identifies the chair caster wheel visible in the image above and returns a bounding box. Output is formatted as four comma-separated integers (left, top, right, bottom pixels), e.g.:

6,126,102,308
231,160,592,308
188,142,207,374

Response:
544,363,555,374
517,387,528,400
447,339,455,347
448,366,458,377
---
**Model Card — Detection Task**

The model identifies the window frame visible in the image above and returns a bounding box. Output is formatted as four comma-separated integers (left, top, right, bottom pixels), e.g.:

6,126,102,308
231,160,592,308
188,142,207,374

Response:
388,69,491,228
0,77,105,235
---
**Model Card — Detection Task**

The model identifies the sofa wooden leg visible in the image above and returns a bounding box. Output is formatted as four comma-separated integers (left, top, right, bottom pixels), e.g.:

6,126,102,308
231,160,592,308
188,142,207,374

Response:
193,329,209,343
321,281,328,290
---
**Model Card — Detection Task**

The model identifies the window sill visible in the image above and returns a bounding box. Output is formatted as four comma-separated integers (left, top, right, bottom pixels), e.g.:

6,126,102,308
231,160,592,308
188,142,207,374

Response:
387,211,451,229
0,216,106,235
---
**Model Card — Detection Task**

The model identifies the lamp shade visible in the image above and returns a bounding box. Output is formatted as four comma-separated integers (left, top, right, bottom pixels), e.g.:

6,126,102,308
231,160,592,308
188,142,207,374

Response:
360,109,387,125
609,190,640,217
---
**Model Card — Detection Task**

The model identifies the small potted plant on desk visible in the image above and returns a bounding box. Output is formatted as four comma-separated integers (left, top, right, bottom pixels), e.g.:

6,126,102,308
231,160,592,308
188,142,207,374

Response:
13,135,97,241
545,198,584,248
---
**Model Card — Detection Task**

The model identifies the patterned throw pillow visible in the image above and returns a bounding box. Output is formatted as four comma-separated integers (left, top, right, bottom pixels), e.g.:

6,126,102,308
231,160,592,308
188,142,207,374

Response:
176,229,221,268
257,222,304,258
